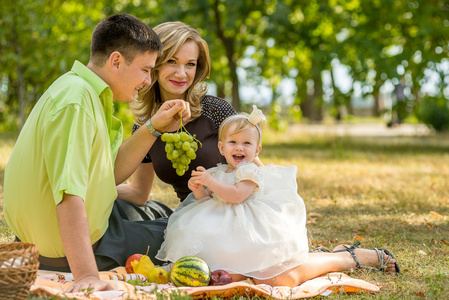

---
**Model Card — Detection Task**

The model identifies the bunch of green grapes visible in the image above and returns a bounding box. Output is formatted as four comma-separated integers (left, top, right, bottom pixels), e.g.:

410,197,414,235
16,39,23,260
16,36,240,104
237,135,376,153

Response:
127,278,151,286
161,117,201,176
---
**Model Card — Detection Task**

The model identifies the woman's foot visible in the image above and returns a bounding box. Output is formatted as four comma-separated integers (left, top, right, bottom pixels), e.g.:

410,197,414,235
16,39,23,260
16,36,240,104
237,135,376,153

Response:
333,244,399,273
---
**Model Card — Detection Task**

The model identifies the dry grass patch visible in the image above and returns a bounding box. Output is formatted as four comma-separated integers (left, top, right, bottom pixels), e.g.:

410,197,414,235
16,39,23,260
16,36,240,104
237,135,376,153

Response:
1,127,449,299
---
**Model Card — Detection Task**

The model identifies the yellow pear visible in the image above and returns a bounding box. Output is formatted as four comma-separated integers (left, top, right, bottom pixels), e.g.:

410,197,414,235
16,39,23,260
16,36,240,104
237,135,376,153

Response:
147,267,169,284
131,255,155,278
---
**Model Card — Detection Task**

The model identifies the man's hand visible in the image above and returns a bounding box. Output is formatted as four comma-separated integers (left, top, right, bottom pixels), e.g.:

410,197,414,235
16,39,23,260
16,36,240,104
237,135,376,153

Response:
151,100,191,133
65,276,113,293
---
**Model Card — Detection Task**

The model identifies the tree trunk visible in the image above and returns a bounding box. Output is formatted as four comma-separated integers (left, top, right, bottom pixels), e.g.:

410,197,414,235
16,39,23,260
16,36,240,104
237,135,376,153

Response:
299,60,324,122
213,0,240,110
17,58,25,129
312,69,323,121
12,11,26,130
228,52,240,110
330,66,341,120
372,72,382,116
296,79,313,120
302,92,315,121
216,82,226,99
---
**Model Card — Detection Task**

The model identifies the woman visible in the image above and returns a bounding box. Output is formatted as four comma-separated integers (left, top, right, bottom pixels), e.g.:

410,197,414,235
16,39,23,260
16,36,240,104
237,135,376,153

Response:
117,21,236,207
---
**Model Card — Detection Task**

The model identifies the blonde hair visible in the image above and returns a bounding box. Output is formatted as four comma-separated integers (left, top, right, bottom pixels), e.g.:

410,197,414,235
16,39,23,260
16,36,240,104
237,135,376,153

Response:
218,114,262,146
132,21,210,125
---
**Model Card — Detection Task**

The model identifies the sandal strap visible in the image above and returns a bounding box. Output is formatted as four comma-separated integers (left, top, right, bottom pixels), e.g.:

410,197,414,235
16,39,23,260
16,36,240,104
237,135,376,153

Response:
311,247,331,253
375,248,391,271
333,242,362,269
334,244,399,273
360,248,382,271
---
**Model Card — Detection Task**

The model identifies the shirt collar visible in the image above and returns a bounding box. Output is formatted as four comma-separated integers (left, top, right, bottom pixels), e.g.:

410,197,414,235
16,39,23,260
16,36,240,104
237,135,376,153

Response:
71,61,121,155
71,60,114,123
71,60,111,96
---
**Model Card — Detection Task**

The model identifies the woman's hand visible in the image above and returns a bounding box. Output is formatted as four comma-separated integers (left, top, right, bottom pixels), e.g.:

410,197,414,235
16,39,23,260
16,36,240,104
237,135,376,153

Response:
151,100,191,133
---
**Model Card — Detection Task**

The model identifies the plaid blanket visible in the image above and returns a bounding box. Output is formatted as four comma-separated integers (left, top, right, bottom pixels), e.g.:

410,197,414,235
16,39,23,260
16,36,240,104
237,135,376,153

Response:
31,267,380,299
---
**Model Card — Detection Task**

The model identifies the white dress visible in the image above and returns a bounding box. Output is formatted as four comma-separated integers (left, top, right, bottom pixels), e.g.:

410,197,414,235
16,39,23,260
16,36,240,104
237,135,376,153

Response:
156,163,309,280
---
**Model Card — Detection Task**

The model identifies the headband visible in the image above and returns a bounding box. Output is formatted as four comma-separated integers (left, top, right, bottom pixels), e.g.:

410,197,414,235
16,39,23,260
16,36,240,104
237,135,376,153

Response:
221,105,266,137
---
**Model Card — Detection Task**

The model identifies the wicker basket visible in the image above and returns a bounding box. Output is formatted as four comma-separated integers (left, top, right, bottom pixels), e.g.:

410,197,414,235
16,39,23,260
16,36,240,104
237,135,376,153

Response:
0,242,40,300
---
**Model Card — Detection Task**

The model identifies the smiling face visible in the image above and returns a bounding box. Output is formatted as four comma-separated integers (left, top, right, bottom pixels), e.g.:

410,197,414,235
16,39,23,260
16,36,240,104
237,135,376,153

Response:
113,51,157,102
157,40,199,101
218,124,262,170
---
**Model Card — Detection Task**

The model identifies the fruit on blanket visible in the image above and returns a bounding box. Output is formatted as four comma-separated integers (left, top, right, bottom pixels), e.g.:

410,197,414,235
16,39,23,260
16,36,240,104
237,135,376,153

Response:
148,267,169,284
169,256,211,287
131,255,155,278
127,278,151,286
126,246,155,278
209,269,233,286
125,254,143,273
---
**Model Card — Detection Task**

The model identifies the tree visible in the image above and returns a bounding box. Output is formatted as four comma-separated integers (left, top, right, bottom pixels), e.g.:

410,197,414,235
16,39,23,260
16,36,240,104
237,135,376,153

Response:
159,0,268,110
0,0,101,129
263,0,345,121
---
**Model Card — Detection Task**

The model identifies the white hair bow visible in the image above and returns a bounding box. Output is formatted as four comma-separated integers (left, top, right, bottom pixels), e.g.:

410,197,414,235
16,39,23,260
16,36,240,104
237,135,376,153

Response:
247,105,266,126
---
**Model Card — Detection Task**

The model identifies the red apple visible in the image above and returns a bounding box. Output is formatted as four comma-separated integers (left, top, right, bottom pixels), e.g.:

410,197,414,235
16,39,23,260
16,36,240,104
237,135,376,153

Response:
209,269,233,286
125,254,143,273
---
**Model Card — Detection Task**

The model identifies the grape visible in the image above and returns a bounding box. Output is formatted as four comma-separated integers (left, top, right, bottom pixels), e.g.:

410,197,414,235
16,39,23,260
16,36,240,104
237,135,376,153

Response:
160,112,202,176
175,140,183,149
179,154,189,165
162,133,173,142
182,142,191,151
135,279,143,285
165,143,174,153
172,149,180,159
180,132,189,142
167,152,173,160
186,148,196,159
127,278,145,286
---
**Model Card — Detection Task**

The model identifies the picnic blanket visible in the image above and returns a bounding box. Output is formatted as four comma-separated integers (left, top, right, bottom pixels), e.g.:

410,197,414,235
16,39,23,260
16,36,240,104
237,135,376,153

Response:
31,267,380,299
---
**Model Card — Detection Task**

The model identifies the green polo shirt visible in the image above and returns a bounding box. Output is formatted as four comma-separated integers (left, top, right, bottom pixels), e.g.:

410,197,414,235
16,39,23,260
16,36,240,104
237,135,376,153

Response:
4,61,123,257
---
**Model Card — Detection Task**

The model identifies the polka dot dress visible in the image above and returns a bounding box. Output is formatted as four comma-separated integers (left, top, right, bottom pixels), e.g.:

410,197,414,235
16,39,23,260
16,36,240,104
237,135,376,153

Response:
201,95,236,131
130,95,237,201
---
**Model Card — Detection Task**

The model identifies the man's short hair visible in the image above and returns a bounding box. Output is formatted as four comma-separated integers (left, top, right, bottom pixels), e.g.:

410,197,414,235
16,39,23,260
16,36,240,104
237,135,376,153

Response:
90,14,162,66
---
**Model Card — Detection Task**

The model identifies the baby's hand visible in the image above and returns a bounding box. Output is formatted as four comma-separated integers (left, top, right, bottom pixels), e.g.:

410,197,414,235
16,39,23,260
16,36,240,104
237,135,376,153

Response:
191,166,213,187
188,177,201,192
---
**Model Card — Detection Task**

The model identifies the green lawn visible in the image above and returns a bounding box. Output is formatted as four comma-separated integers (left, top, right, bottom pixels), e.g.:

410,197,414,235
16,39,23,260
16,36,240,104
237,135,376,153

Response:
1,124,448,299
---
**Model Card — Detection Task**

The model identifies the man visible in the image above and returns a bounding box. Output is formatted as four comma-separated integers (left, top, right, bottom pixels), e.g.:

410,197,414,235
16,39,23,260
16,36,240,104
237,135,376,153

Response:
3,14,190,292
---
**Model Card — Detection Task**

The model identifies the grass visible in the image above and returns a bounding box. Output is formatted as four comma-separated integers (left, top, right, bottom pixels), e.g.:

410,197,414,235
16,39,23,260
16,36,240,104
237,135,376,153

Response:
1,123,449,299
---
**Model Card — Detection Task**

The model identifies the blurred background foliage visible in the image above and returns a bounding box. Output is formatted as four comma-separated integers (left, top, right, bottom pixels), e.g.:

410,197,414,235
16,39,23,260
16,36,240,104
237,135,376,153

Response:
1,0,449,134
